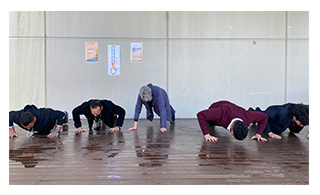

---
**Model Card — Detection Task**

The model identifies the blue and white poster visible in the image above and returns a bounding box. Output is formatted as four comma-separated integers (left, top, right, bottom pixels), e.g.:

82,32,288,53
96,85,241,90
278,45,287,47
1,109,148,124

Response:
108,45,120,75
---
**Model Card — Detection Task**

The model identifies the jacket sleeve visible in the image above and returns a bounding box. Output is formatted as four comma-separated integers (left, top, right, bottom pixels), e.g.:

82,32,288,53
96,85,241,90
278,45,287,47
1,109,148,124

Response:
46,108,66,126
72,105,83,128
196,108,223,135
113,105,126,127
262,106,281,134
247,111,269,135
9,111,19,127
133,94,143,121
53,110,67,126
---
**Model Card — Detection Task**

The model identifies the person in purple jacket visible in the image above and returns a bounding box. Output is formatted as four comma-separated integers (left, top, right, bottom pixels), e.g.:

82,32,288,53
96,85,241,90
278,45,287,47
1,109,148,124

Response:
128,83,175,132
197,100,269,142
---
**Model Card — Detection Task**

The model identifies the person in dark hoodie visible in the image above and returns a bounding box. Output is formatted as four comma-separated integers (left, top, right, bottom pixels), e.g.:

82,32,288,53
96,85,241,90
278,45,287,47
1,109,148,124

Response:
9,105,68,139
248,103,309,139
72,99,125,134
128,83,175,133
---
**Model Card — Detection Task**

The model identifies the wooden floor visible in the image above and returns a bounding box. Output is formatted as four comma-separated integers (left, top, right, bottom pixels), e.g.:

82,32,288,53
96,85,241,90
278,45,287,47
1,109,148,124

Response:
9,119,309,185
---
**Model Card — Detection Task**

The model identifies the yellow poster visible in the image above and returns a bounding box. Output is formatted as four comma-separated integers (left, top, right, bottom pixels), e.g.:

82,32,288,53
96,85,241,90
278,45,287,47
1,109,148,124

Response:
130,43,143,63
85,42,98,63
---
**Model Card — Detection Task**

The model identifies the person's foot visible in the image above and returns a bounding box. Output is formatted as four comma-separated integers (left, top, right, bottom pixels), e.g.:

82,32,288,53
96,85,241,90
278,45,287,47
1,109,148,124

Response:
63,111,68,124
255,107,262,112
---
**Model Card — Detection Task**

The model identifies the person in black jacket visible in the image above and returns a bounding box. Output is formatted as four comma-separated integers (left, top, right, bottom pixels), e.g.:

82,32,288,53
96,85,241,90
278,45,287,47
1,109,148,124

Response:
248,103,309,139
9,105,68,139
72,99,125,134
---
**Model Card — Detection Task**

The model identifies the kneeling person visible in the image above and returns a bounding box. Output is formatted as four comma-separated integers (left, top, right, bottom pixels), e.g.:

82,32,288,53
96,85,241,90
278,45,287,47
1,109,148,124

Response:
197,101,269,142
128,83,175,133
72,99,126,134
9,105,68,138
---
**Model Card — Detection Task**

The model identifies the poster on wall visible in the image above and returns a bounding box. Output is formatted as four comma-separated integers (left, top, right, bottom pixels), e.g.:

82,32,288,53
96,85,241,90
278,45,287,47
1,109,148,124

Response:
85,42,98,63
108,45,121,75
130,43,143,63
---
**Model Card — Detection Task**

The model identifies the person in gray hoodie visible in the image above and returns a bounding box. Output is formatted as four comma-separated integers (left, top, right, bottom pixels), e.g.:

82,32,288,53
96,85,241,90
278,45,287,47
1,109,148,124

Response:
9,105,68,138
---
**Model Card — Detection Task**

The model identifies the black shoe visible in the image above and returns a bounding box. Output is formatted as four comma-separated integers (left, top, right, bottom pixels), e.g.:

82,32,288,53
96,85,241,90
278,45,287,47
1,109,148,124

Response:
255,107,262,112
170,113,175,124
248,107,255,111
63,111,68,124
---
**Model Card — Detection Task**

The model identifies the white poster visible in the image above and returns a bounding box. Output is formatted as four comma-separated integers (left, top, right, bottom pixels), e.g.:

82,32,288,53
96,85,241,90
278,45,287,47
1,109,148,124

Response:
108,45,120,75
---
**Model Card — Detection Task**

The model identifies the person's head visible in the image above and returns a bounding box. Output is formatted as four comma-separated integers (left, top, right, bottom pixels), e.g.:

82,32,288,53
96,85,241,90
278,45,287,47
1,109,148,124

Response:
231,120,248,140
291,104,309,127
90,100,103,117
20,112,36,130
139,86,152,102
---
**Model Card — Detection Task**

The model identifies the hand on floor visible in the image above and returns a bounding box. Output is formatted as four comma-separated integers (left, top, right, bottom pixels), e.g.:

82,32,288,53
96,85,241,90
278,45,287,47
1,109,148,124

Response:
47,132,59,139
268,132,282,139
204,134,219,142
251,134,267,142
109,127,120,132
160,128,167,132
75,127,87,134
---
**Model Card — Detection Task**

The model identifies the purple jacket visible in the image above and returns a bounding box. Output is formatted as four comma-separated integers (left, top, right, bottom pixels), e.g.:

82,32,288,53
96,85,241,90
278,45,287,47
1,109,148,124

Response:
197,101,268,136
134,83,175,128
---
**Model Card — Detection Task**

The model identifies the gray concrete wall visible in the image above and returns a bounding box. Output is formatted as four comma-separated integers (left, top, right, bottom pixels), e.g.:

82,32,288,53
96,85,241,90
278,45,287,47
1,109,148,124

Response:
9,11,309,119
9,12,46,110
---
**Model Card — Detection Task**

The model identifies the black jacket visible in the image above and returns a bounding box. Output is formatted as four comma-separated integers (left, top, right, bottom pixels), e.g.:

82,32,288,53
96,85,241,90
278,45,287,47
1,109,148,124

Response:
72,100,125,129
262,103,306,135
9,105,67,134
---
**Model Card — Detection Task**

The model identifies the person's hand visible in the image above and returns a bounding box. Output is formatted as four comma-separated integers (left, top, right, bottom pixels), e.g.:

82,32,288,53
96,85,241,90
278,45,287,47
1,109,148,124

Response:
307,132,309,139
268,132,282,139
129,121,138,131
75,127,87,134
160,128,167,132
109,127,120,132
128,127,137,131
9,127,18,138
9,132,18,138
251,134,267,142
204,134,219,142
47,132,59,138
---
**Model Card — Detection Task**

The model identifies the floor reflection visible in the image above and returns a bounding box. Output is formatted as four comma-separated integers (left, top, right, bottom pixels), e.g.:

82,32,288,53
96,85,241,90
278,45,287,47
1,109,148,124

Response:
9,136,63,168
134,125,175,167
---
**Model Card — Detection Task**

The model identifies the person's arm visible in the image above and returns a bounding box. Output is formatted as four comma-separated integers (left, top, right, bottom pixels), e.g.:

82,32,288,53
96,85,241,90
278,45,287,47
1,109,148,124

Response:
109,105,126,132
47,110,66,138
248,111,268,142
9,127,18,138
196,108,222,142
129,95,142,131
9,111,19,138
72,105,87,134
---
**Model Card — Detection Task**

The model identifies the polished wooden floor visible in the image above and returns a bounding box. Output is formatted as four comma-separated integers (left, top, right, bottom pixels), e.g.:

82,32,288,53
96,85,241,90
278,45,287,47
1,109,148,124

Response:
9,119,309,185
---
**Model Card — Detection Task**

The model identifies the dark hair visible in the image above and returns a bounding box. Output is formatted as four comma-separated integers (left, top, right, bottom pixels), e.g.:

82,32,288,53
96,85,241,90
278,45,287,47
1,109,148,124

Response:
290,104,309,126
90,99,102,109
233,121,249,140
20,112,34,126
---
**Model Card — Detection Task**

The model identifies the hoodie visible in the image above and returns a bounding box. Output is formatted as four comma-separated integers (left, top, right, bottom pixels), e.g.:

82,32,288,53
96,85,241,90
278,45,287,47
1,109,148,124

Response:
9,105,67,134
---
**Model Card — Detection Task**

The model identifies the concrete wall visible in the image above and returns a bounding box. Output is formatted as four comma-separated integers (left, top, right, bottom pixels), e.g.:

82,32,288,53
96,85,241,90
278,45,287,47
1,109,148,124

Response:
9,12,46,110
9,11,309,119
